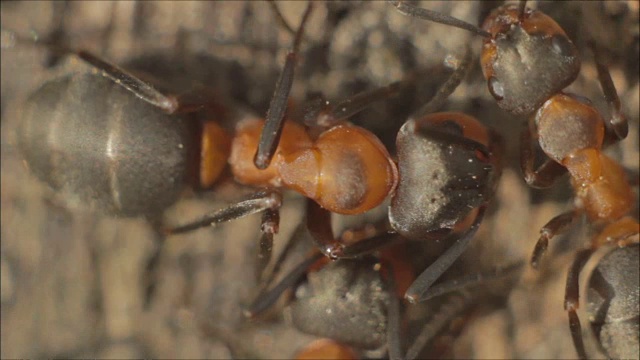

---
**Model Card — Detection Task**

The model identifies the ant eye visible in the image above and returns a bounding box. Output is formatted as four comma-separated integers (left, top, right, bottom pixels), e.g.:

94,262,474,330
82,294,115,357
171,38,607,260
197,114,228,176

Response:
488,76,505,100
551,34,574,57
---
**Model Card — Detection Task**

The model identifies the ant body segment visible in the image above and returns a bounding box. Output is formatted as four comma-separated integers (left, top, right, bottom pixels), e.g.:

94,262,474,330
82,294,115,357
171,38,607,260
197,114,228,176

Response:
247,12,503,304
388,1,639,358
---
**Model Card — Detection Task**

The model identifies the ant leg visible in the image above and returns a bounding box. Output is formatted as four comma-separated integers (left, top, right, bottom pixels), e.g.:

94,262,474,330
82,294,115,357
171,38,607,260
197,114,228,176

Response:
306,201,395,259
530,210,579,269
2,29,180,113
302,47,470,130
520,122,567,188
420,261,524,301
405,291,473,360
254,2,314,169
303,81,406,128
255,208,280,281
405,206,487,304
589,41,628,143
164,190,282,235
42,1,69,68
382,264,403,360
517,0,528,21
244,251,324,318
410,45,472,119
387,1,491,38
565,248,595,360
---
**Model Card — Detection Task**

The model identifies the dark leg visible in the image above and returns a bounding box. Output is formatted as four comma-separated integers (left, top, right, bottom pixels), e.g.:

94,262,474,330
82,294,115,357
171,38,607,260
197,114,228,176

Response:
405,206,487,303
589,41,628,143
244,251,323,318
520,122,567,188
255,208,280,281
518,0,528,21
421,261,525,301
3,29,185,114
383,264,403,360
387,1,491,38
42,0,69,68
405,291,472,360
164,190,282,235
410,45,472,119
254,2,314,169
306,200,395,259
530,210,579,269
302,80,406,129
565,248,595,360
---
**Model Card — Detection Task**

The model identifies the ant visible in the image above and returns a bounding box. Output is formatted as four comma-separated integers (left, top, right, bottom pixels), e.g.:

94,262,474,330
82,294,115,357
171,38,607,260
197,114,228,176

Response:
4,3,416,283
571,242,639,359
388,1,639,358
240,217,525,359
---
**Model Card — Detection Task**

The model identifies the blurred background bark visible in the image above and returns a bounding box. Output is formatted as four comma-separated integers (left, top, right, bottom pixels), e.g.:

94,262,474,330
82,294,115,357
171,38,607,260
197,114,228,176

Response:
1,1,638,358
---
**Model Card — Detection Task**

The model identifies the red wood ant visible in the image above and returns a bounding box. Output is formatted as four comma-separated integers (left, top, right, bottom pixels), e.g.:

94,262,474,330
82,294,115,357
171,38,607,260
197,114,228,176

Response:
242,218,525,359
388,1,639,358
245,14,503,304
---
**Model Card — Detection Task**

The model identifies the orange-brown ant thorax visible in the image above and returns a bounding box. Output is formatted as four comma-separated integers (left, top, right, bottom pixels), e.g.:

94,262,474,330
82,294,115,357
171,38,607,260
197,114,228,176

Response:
280,124,398,215
229,118,312,187
535,93,605,163
564,149,634,222
200,121,231,188
230,119,397,215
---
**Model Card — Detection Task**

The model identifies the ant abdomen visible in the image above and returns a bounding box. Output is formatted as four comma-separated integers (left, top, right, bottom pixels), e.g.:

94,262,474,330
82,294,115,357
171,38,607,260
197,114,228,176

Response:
586,243,639,359
18,73,200,216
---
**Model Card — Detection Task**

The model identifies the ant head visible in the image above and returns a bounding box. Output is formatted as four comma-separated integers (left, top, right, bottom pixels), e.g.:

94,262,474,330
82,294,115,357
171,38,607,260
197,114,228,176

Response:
480,4,581,115
586,243,639,359
389,112,498,241
288,258,390,351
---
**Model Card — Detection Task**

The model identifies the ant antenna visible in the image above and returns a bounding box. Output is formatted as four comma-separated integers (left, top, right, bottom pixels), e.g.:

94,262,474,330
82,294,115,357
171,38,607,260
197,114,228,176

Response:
388,0,491,38
410,45,473,119
254,2,314,169
588,40,629,141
